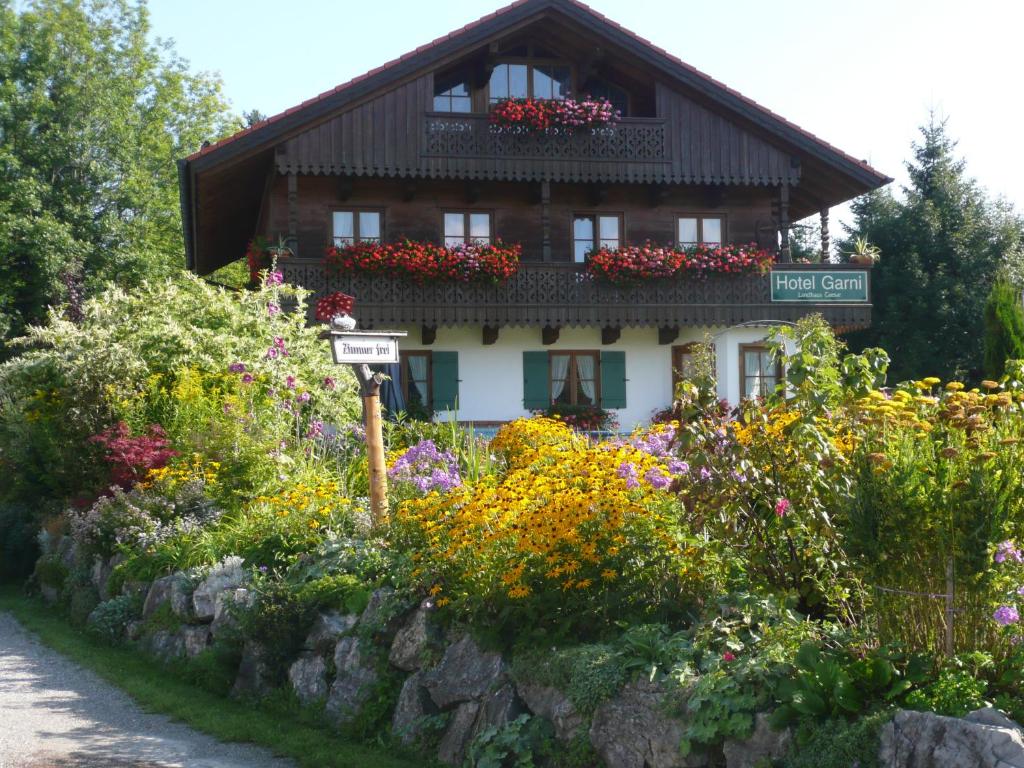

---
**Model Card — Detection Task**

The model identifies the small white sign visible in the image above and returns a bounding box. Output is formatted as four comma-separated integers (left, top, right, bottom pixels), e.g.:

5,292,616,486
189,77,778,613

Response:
331,334,400,365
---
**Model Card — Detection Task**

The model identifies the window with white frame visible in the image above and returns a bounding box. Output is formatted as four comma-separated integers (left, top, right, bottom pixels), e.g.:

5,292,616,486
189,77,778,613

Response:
677,216,724,247
332,210,382,246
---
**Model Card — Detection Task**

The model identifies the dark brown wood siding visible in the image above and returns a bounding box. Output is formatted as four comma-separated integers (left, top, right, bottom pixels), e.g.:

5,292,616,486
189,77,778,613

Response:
265,175,775,262
274,76,799,187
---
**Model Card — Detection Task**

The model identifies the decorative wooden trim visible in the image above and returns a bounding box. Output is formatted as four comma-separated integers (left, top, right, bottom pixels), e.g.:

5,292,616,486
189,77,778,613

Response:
542,325,560,345
280,261,872,331
658,326,679,345
601,326,621,345
482,325,500,345
421,325,437,345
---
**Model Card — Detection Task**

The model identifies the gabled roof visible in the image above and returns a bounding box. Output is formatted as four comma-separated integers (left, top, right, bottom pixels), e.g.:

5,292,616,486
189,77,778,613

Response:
179,0,892,274
184,0,888,187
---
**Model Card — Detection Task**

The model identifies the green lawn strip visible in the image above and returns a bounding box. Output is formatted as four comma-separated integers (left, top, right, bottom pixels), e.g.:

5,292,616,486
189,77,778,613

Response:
0,587,416,768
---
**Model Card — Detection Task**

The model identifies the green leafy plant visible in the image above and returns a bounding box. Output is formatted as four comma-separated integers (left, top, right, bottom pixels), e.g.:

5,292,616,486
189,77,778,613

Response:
769,644,929,727
465,714,554,768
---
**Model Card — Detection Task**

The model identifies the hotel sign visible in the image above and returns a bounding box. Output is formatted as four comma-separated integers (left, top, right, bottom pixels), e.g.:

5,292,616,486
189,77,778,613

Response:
330,333,401,364
771,270,869,303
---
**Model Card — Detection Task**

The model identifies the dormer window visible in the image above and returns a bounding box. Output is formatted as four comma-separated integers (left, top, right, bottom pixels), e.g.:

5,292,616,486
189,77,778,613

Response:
488,62,571,104
433,71,472,113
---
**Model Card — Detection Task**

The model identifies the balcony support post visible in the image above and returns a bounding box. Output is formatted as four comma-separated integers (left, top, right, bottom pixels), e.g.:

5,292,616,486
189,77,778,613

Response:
601,326,621,345
778,183,792,263
658,326,679,345
820,207,830,261
542,325,560,345
482,325,499,345
541,181,552,261
286,172,299,256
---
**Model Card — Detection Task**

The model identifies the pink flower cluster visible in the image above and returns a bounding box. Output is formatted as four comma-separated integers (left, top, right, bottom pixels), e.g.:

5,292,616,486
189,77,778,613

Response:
489,96,619,133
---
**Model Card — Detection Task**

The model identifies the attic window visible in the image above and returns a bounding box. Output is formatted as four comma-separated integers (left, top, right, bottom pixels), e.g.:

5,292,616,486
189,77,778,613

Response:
489,62,571,103
585,79,629,116
434,71,472,113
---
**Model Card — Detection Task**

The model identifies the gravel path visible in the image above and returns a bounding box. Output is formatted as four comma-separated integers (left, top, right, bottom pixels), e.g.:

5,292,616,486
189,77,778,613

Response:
0,612,295,768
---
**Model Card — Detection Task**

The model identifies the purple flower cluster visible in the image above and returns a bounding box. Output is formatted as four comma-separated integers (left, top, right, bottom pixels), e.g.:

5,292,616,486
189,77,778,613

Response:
644,467,671,490
264,270,284,286
995,540,1023,564
994,605,1020,626
389,439,462,494
616,461,639,489
630,425,676,457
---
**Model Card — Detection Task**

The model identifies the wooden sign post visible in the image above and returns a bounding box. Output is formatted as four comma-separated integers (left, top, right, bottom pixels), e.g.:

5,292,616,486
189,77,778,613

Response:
327,318,407,526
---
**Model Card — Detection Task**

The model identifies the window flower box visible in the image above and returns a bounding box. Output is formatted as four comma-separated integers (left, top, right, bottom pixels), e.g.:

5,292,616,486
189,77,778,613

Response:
584,242,774,284
324,240,521,284
488,96,620,134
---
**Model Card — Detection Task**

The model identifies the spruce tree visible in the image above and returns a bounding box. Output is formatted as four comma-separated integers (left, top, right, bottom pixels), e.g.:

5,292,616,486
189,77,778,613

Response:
983,277,1024,379
844,117,1024,382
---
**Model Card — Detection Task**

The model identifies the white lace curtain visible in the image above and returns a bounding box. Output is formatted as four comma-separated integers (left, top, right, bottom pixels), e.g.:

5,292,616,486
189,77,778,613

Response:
576,355,596,403
407,355,429,402
550,354,570,402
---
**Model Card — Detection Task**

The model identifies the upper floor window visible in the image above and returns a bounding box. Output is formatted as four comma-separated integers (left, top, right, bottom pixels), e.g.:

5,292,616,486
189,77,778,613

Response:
573,213,622,262
678,216,724,247
433,71,472,113
444,211,492,247
333,210,382,246
489,62,571,104
584,79,629,116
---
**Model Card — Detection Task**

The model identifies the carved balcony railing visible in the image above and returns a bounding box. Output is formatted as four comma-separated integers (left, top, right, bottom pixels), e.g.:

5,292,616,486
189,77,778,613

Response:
423,113,668,163
281,260,872,331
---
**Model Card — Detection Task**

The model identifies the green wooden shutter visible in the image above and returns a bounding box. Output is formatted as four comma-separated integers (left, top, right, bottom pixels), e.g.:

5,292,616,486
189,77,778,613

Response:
431,351,459,412
522,351,550,410
600,351,627,408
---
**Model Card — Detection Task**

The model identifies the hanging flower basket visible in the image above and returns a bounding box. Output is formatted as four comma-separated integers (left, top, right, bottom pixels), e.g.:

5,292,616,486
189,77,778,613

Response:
489,96,620,134
325,240,521,284
315,291,355,323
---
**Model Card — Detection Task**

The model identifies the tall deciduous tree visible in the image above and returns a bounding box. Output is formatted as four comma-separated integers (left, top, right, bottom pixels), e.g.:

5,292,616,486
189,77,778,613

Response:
0,0,240,346
844,118,1024,382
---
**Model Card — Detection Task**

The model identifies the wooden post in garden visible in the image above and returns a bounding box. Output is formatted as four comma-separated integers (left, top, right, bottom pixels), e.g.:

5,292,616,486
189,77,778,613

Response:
326,315,406,529
352,363,389,526
944,557,955,657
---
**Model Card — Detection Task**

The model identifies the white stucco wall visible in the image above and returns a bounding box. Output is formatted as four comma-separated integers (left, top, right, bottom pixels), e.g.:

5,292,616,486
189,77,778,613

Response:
396,323,796,430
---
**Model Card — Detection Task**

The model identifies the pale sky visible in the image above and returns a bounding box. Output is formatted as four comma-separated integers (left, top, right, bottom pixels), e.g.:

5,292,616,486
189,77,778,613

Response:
149,0,1024,228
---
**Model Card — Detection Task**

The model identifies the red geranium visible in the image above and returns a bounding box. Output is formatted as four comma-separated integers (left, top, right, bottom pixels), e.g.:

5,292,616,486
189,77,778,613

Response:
315,291,355,323
585,242,774,284
489,96,619,133
325,240,521,284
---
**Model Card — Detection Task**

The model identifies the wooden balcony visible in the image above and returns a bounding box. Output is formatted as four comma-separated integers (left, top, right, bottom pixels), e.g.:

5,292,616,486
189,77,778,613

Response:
281,260,872,331
423,113,668,163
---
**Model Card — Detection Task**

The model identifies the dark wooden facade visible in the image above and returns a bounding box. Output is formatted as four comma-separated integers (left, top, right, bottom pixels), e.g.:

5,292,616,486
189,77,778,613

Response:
266,176,777,265
281,260,872,331
179,0,891,333
275,78,799,188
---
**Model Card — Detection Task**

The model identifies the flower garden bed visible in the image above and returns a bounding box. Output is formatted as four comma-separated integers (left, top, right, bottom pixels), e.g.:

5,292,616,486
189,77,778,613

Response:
3,273,1024,768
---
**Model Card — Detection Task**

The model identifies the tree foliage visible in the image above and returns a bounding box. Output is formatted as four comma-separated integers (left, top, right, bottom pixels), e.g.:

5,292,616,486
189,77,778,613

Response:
0,0,240,347
983,277,1024,380
844,117,1024,382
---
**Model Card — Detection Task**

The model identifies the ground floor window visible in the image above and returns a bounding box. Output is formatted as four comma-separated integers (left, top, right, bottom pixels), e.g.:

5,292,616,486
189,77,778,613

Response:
400,351,432,412
550,351,600,406
740,344,781,399
672,342,715,392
